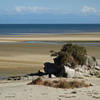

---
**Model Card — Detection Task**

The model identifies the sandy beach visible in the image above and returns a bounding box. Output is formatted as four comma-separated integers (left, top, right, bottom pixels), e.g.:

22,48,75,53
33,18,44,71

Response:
0,33,100,77
0,0,100,99
0,33,100,42
0,77,100,100
0,33,100,100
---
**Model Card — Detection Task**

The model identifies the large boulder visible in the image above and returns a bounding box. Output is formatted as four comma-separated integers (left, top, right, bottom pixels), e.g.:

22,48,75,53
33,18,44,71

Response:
85,56,96,68
44,62,58,75
75,65,90,77
75,65,89,73
64,66,75,78
44,62,67,77
44,55,100,78
74,71,84,78
64,66,84,78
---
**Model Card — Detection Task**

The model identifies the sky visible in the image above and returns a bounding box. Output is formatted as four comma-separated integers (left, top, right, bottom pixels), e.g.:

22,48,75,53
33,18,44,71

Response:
0,0,100,24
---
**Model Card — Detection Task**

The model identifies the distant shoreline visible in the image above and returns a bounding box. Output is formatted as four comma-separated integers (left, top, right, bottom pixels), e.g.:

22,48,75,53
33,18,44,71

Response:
0,33,100,42
0,32,100,36
0,24,100,35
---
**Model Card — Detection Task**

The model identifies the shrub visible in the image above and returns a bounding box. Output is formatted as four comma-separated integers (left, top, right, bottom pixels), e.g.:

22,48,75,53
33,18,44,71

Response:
27,77,43,85
51,52,58,56
27,78,90,89
49,50,54,53
55,79,71,88
69,80,89,88
52,43,87,68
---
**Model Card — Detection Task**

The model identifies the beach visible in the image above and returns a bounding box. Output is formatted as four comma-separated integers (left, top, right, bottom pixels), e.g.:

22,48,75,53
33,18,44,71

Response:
0,78,100,100
0,0,100,99
0,33,100,100
0,33,100,77
0,33,100,42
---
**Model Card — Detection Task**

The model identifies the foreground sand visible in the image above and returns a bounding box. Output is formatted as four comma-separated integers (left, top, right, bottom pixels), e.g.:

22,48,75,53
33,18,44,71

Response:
0,77,100,100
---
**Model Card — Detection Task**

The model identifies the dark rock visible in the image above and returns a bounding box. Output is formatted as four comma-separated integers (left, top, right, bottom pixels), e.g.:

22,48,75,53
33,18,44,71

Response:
71,91,77,94
7,76,21,80
44,62,58,77
44,62,67,77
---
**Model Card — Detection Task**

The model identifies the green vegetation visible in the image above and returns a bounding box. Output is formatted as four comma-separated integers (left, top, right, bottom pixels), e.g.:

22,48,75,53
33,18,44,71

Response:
51,44,87,68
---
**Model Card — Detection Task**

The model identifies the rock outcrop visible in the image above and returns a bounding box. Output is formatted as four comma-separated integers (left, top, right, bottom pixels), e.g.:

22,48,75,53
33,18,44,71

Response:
43,55,100,78
85,56,96,68
44,62,58,75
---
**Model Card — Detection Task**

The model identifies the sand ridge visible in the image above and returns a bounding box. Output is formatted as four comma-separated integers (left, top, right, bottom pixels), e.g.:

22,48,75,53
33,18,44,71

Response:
0,33,100,42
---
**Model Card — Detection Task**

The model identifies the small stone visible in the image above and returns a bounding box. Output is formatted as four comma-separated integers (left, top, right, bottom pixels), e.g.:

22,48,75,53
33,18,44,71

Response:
71,91,77,94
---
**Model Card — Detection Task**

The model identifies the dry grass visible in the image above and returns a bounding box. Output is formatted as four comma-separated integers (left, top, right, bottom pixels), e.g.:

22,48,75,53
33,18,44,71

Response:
27,78,90,89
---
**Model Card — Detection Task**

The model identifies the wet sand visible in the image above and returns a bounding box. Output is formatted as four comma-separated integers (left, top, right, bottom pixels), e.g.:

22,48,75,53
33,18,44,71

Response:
0,33,100,42
0,33,100,77
0,43,100,77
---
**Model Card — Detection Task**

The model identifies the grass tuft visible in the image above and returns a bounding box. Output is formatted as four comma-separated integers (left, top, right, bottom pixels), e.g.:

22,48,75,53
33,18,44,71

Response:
27,78,90,89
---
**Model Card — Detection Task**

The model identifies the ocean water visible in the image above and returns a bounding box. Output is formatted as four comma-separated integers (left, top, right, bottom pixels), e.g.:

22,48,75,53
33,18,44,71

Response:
24,41,100,46
0,24,100,35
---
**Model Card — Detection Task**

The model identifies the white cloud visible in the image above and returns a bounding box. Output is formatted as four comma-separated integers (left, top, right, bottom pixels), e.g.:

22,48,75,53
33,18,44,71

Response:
15,6,57,13
15,6,70,14
82,5,97,14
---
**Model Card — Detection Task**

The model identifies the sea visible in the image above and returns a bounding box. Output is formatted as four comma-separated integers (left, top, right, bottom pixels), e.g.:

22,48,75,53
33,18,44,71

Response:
0,24,100,35
0,24,100,48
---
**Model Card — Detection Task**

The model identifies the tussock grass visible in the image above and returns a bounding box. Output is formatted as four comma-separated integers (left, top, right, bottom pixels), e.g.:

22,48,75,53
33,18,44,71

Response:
27,77,89,89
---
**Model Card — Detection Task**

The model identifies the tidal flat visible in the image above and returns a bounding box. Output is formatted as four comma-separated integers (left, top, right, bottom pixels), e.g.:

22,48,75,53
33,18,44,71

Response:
0,33,100,77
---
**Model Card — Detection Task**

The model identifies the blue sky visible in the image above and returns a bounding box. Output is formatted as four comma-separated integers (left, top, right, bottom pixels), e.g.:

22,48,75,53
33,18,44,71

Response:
0,0,100,24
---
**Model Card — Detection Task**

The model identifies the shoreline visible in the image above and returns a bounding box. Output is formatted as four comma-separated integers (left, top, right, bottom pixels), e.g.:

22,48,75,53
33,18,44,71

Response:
0,33,100,42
